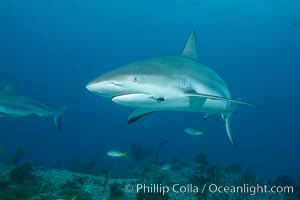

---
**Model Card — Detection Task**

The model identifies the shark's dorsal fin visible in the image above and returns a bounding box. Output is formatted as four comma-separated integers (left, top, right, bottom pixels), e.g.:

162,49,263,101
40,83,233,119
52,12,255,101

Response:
182,30,198,61
3,80,17,94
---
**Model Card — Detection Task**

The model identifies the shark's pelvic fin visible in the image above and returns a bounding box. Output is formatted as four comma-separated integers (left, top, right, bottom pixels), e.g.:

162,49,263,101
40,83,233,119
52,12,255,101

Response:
189,96,206,109
182,30,198,61
128,108,157,124
54,106,68,131
3,80,18,94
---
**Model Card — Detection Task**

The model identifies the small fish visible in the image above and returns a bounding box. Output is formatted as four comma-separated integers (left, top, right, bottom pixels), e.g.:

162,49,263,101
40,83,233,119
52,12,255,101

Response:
184,128,205,136
160,164,171,171
106,150,128,158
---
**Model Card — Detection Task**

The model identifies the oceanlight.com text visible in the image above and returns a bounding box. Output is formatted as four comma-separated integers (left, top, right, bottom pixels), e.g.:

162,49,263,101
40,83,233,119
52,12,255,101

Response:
208,183,294,195
124,183,294,196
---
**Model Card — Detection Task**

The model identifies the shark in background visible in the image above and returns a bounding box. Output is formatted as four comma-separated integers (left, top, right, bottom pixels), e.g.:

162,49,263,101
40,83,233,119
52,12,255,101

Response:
86,30,261,146
0,80,67,130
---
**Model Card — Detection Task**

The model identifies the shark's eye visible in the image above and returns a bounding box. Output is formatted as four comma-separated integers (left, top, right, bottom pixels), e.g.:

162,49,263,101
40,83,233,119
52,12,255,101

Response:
132,76,138,82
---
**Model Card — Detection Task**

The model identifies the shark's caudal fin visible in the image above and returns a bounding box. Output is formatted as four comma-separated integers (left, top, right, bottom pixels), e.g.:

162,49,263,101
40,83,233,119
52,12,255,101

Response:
54,106,68,131
222,100,240,147
223,115,235,146
182,30,198,61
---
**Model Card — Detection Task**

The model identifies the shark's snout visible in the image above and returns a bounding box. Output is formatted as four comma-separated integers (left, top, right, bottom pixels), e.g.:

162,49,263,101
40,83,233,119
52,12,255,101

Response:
86,78,107,94
86,81,100,93
86,78,126,99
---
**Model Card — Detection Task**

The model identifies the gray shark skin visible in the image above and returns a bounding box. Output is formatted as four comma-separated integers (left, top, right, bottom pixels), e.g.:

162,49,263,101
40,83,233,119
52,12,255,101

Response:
0,81,67,130
86,31,258,146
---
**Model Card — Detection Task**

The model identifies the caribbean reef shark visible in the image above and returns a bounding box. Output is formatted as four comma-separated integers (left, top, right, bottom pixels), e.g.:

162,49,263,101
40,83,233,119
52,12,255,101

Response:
0,81,67,130
86,31,259,146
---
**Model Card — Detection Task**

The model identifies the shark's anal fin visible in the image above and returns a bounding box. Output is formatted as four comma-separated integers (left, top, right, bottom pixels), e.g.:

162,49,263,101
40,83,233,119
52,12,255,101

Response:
182,30,198,61
128,108,157,124
204,112,218,120
204,109,236,120
3,80,18,94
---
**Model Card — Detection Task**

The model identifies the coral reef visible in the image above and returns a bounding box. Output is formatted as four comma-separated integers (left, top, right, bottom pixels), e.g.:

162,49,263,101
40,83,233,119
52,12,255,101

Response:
0,156,295,200
9,162,34,184
109,181,124,199
69,153,100,176
194,153,209,165
136,191,169,200
154,139,168,163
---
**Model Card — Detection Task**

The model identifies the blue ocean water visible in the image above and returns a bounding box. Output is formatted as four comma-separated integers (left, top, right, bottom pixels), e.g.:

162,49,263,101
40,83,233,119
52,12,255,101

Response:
0,0,299,181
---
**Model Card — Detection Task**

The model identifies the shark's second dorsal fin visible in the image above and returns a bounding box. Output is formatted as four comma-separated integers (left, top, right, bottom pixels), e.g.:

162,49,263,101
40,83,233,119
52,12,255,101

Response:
182,30,198,61
3,80,17,94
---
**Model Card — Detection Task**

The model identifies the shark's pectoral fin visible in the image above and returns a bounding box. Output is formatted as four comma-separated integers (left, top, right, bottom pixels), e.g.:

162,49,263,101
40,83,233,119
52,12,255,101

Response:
3,80,18,94
128,108,158,124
